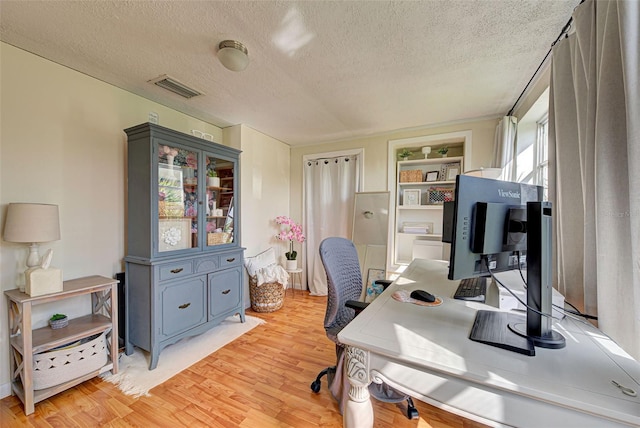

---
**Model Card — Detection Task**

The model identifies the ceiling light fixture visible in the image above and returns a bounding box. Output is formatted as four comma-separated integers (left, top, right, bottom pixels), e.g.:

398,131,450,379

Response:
217,40,249,72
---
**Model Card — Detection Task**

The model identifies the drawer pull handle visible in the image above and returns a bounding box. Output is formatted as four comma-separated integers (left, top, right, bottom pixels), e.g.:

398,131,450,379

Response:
222,289,231,295
170,268,184,274
178,303,191,309
226,258,235,263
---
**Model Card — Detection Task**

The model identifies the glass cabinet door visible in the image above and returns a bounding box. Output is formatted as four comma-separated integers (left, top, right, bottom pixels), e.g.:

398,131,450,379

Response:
157,143,199,252
204,154,234,248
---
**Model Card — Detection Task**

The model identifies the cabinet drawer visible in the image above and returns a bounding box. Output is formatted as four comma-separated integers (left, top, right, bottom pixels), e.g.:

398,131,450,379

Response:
194,256,219,274
209,268,242,318
160,277,207,338
159,261,193,281
218,251,243,269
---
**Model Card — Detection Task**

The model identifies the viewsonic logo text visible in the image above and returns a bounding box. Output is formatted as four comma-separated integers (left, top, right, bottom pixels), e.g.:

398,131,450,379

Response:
498,189,520,199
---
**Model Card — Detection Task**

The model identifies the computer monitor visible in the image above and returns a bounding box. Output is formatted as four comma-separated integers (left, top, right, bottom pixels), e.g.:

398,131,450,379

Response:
446,175,565,356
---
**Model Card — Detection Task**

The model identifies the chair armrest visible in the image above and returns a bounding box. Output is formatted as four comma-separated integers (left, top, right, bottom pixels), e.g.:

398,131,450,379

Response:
346,300,369,312
374,279,393,290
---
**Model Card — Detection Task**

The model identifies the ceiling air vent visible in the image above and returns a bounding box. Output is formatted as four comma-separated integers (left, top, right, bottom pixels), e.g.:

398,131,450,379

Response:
148,75,203,99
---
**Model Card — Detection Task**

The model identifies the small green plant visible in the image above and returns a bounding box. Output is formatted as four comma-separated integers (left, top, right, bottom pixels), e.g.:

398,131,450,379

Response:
437,146,449,155
398,148,412,160
50,313,67,321
207,170,217,178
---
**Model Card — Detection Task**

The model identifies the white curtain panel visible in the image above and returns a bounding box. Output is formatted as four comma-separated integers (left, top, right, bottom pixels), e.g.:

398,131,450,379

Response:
304,155,360,296
549,0,639,359
491,115,518,181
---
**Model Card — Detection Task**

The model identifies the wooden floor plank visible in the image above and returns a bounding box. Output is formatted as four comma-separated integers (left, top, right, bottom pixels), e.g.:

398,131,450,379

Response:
1,291,488,427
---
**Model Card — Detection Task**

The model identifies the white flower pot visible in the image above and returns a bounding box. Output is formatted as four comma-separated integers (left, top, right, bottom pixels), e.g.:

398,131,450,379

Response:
285,260,297,271
207,177,220,187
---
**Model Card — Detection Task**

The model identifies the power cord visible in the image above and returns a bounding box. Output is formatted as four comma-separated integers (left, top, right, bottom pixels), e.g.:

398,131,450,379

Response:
482,256,560,321
514,251,598,321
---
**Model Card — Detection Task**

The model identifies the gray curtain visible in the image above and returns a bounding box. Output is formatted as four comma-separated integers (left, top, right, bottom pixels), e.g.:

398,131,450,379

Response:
491,116,518,181
549,0,639,359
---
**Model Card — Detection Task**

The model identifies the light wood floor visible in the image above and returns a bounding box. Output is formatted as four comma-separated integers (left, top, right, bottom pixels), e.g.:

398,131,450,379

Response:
1,290,487,427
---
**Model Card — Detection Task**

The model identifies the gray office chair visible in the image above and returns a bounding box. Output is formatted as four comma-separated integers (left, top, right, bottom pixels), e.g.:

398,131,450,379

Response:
310,237,418,419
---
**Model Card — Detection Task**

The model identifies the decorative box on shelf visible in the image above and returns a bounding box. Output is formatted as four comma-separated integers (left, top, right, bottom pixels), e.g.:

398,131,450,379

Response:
207,231,231,245
158,201,184,218
399,170,423,183
427,187,455,204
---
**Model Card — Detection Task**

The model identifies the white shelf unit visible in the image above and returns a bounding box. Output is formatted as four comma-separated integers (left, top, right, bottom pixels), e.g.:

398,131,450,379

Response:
394,156,463,265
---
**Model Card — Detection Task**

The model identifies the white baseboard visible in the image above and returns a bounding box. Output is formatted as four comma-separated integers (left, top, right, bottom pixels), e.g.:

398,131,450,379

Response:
0,382,12,399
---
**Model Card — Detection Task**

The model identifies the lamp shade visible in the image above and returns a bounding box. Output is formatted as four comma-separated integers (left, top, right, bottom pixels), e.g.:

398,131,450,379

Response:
217,40,249,72
3,203,60,243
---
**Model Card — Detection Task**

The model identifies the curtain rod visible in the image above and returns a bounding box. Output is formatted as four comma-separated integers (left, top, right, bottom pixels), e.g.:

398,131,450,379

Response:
507,0,585,117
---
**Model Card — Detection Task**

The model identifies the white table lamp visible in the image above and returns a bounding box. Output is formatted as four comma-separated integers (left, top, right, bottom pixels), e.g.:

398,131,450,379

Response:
3,203,61,268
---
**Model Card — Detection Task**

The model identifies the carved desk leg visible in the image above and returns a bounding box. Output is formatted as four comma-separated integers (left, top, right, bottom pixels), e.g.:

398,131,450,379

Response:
343,346,374,428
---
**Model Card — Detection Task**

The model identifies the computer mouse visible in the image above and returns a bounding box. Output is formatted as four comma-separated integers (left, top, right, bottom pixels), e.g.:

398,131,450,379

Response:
410,290,436,303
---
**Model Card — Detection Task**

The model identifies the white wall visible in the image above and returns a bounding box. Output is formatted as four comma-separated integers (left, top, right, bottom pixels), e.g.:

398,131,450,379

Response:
0,43,290,394
227,124,291,304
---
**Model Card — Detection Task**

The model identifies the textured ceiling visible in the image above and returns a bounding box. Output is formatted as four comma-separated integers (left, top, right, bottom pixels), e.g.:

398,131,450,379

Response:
0,1,578,146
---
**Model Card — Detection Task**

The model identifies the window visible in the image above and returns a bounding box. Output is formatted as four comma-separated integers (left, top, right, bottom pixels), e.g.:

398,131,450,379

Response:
514,88,550,198
534,114,549,198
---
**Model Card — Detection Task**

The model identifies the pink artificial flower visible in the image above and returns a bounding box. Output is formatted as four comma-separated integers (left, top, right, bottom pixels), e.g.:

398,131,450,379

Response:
275,216,305,260
186,153,197,168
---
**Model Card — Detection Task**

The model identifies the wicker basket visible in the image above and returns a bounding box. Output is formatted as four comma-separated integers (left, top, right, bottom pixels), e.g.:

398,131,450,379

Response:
399,170,423,183
249,275,285,313
33,332,108,390
208,232,231,245
158,201,184,217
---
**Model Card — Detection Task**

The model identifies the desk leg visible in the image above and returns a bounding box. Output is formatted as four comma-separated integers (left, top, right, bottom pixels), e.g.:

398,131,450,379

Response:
343,346,373,428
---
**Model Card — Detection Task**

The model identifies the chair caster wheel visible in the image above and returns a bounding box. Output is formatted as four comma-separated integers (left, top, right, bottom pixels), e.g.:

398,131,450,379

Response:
407,406,419,420
310,380,321,393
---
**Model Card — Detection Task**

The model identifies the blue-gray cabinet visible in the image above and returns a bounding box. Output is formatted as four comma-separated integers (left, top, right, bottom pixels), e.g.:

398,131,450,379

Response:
124,123,245,370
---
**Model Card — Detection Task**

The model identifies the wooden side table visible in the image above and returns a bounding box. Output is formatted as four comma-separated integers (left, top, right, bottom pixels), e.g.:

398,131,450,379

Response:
5,275,118,415
285,268,303,297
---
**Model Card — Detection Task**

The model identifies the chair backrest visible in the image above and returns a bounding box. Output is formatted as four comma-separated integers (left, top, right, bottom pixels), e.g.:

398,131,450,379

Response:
319,237,363,342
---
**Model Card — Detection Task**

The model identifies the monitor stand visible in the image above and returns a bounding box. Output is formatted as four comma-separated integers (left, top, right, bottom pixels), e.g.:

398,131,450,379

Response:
469,202,565,357
469,310,535,356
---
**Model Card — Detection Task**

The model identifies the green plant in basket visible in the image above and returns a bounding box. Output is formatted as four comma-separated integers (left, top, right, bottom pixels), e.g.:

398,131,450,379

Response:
50,313,66,321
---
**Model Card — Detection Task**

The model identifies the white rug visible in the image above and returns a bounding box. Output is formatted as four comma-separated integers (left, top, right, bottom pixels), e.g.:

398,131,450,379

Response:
102,314,265,397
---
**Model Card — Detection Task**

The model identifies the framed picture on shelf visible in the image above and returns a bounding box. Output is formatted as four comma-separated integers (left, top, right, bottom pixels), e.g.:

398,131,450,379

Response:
446,163,461,181
403,189,421,206
426,171,439,182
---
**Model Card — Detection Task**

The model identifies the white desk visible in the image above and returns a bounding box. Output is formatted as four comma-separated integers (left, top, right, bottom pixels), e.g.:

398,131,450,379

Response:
337,259,640,427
